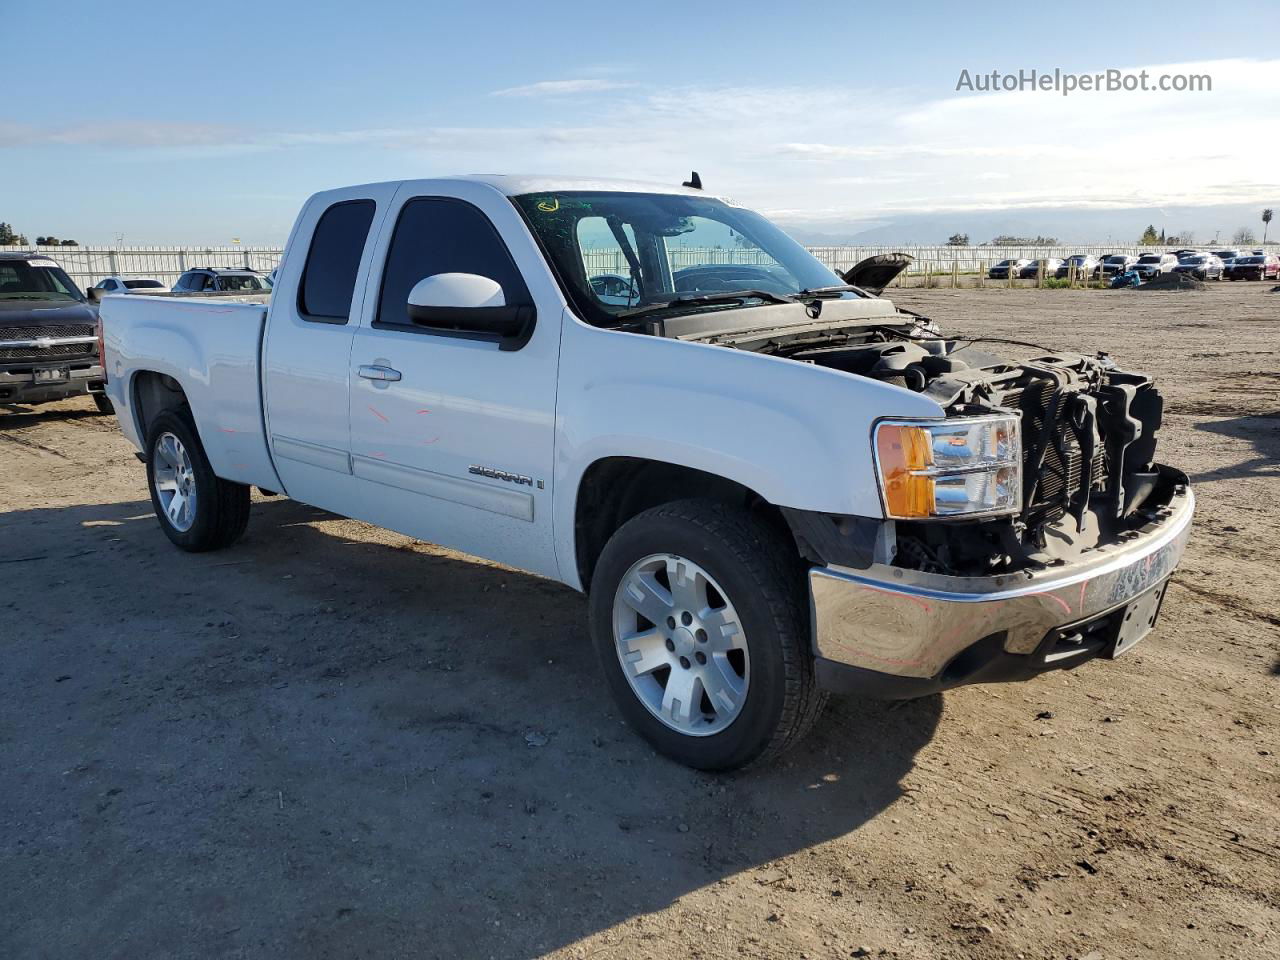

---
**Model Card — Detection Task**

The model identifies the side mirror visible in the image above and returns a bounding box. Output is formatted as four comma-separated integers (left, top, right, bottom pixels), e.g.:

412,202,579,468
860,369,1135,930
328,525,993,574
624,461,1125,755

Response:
406,273,535,351
86,286,104,302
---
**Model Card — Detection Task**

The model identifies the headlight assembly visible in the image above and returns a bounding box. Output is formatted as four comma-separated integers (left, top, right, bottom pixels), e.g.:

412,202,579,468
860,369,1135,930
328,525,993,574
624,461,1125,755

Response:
874,415,1021,519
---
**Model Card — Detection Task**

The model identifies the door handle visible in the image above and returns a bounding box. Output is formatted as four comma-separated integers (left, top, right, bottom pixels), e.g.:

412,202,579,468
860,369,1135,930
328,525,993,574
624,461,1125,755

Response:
358,364,402,382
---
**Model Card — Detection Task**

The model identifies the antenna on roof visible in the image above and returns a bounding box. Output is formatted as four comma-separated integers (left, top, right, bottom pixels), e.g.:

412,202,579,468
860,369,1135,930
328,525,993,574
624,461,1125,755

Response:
682,171,702,190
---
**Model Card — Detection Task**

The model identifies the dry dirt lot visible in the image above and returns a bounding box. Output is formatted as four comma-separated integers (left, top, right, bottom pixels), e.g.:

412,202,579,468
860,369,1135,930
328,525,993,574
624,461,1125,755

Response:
2,285,1277,960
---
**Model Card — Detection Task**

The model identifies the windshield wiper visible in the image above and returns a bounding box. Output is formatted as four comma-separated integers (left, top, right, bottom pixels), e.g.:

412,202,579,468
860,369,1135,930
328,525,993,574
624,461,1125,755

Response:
616,289,797,320
793,284,867,299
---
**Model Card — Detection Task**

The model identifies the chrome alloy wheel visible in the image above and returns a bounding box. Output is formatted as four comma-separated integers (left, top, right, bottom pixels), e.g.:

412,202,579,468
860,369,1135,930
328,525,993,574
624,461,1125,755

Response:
612,553,750,736
152,431,198,532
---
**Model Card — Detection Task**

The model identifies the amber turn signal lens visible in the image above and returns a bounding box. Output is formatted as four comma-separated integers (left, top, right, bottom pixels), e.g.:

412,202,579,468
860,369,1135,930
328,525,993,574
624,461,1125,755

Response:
875,424,935,518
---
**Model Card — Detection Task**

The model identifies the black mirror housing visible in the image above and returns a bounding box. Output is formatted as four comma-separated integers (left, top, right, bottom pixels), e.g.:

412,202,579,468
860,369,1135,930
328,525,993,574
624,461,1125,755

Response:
407,302,536,351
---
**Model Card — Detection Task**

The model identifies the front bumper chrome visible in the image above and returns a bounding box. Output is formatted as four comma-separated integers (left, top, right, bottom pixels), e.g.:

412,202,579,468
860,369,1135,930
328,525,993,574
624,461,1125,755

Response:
809,475,1194,685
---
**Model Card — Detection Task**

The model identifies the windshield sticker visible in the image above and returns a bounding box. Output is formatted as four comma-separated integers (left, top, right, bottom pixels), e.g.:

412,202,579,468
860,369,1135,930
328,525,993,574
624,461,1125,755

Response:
535,198,560,213
27,259,60,268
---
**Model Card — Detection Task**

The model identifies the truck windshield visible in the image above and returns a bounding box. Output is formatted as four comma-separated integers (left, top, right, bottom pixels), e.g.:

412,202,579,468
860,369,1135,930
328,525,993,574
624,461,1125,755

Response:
512,191,849,326
0,259,84,301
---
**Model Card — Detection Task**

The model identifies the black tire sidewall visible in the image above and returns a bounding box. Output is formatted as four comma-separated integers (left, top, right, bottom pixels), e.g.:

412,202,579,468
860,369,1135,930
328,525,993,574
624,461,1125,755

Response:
145,410,221,551
588,503,799,771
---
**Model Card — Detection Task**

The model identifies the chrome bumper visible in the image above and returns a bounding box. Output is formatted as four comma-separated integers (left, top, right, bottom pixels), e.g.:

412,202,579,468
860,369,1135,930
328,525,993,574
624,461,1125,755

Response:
809,479,1194,683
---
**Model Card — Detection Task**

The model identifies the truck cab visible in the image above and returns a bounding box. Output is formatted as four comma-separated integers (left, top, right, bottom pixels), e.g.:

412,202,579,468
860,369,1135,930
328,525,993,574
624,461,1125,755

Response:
99,175,1194,770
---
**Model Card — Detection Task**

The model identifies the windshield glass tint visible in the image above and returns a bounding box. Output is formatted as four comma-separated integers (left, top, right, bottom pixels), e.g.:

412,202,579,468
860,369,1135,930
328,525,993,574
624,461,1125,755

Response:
513,191,845,325
1137,256,1161,263
123,279,164,289
0,260,82,300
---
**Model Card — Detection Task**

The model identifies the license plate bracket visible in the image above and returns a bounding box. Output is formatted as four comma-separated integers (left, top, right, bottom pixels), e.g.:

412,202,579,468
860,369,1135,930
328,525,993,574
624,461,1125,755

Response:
33,366,70,384
1105,581,1168,658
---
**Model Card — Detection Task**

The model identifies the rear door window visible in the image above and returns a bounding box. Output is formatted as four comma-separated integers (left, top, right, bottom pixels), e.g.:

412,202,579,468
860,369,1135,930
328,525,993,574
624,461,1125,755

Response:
299,199,377,323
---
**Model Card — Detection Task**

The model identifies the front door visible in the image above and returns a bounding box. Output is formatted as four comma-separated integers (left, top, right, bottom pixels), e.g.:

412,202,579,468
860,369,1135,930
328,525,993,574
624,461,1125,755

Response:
345,182,563,579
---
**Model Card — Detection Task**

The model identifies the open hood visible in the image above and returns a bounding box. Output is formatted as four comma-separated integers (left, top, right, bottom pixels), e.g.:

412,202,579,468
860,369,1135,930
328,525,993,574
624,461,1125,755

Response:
842,253,913,295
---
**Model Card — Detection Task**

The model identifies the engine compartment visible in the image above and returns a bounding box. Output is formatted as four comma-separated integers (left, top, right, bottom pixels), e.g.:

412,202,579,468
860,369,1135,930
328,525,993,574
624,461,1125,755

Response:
776,330,1172,576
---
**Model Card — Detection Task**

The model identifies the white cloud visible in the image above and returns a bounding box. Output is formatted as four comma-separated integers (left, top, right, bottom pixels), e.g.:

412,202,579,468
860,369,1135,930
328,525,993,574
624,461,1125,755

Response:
8,59,1278,228
490,78,631,97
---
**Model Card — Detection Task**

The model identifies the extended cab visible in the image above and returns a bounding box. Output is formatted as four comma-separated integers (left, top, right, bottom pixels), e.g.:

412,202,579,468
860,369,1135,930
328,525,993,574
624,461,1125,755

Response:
0,252,110,412
99,176,1195,770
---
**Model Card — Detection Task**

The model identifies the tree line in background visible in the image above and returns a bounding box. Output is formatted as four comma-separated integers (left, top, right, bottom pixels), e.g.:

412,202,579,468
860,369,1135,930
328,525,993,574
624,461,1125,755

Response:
0,222,79,246
944,209,1275,248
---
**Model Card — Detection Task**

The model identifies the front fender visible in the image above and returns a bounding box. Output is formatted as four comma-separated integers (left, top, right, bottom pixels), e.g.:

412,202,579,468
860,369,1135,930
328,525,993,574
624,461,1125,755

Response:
552,316,944,586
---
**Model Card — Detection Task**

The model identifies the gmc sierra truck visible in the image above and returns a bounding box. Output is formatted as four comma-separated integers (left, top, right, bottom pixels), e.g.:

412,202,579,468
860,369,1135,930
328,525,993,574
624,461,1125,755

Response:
99,175,1194,770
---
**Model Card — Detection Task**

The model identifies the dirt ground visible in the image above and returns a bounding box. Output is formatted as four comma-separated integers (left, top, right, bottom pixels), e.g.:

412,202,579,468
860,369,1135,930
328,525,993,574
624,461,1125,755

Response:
2,285,1277,960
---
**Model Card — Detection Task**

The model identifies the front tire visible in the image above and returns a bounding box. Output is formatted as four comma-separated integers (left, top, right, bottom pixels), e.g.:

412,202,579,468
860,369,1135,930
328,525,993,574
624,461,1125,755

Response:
588,499,826,770
92,393,114,415
145,409,250,552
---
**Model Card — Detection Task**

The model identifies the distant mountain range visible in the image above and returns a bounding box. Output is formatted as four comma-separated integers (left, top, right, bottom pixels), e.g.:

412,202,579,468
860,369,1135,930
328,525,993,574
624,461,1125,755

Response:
777,203,1274,247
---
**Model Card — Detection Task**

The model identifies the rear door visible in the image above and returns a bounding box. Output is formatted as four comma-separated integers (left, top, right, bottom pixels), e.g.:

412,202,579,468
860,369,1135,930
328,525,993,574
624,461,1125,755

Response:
344,179,564,579
261,184,394,511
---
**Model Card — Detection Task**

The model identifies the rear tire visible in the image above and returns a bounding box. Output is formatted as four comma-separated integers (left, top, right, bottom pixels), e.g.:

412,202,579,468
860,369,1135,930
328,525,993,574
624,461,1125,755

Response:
145,409,250,552
588,499,826,771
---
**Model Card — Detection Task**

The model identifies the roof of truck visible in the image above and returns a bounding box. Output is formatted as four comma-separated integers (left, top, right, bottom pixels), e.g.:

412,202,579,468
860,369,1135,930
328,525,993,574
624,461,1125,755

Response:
444,174,705,197
320,174,708,199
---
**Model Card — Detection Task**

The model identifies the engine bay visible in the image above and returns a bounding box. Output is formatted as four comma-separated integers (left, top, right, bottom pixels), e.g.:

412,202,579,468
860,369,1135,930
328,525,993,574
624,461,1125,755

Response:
672,310,1177,577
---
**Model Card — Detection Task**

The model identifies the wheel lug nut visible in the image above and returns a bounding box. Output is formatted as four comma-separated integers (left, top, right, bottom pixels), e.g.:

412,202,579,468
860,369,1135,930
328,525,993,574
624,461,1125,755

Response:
666,616,677,630
695,652,706,665
696,629,707,643
665,638,675,652
681,612,693,626
679,656,691,669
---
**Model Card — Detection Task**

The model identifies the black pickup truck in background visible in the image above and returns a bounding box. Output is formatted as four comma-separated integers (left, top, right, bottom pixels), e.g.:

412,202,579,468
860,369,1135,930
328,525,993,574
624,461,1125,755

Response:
0,252,110,413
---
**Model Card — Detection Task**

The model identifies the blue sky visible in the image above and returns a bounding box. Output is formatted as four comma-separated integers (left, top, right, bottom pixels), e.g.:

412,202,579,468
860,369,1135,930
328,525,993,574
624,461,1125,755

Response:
4,0,1278,243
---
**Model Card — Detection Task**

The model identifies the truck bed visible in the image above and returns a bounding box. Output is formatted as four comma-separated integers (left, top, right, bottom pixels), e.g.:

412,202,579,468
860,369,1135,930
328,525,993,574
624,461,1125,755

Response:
100,295,281,491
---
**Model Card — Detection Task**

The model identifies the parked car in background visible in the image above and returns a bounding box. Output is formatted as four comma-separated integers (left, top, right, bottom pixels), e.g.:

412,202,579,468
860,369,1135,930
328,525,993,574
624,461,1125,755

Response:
98,174,1194,770
588,272,639,306
1210,249,1242,266
987,258,1031,279
1099,254,1138,276
1018,258,1064,279
1224,254,1280,281
1172,255,1224,281
0,252,110,412
1055,255,1100,279
1134,253,1179,280
172,268,270,293
91,276,167,296
1172,249,1201,260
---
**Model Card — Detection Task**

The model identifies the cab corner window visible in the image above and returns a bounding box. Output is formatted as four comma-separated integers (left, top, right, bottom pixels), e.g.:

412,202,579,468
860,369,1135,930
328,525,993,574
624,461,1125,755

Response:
299,199,377,323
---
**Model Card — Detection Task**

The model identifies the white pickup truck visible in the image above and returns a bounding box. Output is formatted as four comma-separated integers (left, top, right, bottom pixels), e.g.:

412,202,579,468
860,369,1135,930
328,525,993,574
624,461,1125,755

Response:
99,175,1194,770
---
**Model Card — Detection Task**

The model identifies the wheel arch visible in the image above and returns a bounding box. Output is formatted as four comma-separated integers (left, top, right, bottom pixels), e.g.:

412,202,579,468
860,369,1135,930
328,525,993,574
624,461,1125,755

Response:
571,456,799,592
130,370,192,456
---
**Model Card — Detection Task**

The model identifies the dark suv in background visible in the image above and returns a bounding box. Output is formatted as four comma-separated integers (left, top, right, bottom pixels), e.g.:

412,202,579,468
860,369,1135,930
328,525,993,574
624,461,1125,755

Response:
0,252,109,413
172,268,269,293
